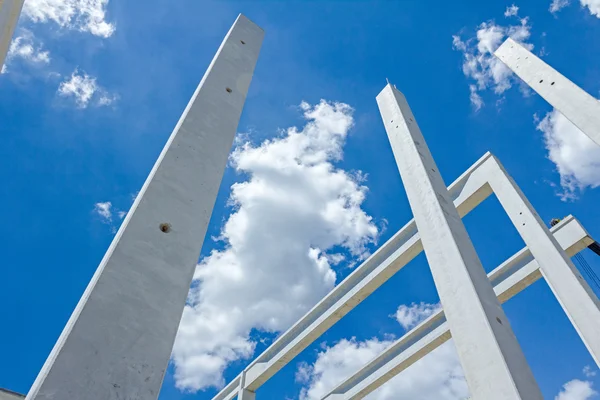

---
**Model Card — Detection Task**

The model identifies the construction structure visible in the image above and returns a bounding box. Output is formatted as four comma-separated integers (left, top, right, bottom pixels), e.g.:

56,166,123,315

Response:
2,13,597,400
0,0,25,68
495,38,600,147
23,14,263,400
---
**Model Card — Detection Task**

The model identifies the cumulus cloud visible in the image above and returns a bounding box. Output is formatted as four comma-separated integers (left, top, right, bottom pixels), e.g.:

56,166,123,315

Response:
94,201,112,223
394,302,441,331
555,379,597,400
22,0,115,37
505,5,520,17
550,0,600,17
6,30,50,65
536,109,600,201
452,8,533,110
171,100,378,391
298,302,468,400
58,69,117,108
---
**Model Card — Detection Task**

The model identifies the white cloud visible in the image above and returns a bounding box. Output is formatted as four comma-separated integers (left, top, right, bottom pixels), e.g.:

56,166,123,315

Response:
536,109,600,200
94,201,112,223
3,29,50,72
299,339,468,400
581,0,600,16
171,100,378,391
394,302,441,331
298,302,468,400
452,9,533,110
22,0,115,37
583,366,598,378
550,0,600,17
555,379,597,400
550,0,571,13
505,5,520,17
58,69,116,108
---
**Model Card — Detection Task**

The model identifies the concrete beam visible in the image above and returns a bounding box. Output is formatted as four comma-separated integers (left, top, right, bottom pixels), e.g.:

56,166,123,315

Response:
376,84,541,399
0,0,25,68
494,38,600,147
485,155,600,366
322,215,593,399
26,15,263,400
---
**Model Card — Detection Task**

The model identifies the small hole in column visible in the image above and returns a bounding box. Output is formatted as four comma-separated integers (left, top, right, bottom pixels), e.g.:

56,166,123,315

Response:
226,87,232,93
539,79,544,83
240,40,246,45
159,223,172,233
551,82,555,85
496,317,503,325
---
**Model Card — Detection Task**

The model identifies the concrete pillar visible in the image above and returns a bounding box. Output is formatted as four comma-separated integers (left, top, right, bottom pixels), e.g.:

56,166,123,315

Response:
494,38,600,147
485,155,600,366
376,84,542,400
237,371,256,400
26,14,263,400
0,0,25,69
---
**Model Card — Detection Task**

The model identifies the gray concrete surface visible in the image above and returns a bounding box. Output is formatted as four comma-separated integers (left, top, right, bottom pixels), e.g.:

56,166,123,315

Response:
376,84,542,400
495,38,600,147
25,14,263,400
0,0,25,69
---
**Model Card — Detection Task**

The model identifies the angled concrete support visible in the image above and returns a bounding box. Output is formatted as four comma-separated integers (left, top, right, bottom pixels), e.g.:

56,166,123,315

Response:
26,15,263,400
484,155,600,366
322,216,593,399
376,84,541,399
494,38,600,147
0,0,25,68
237,371,256,400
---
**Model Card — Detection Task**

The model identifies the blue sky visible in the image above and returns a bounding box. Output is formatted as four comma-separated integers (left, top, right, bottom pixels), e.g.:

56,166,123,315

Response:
2,0,600,399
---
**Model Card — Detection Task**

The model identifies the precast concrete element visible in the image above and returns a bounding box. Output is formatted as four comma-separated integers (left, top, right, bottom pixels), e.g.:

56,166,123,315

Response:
322,215,594,399
376,84,542,400
0,0,25,68
495,38,600,147
26,14,263,400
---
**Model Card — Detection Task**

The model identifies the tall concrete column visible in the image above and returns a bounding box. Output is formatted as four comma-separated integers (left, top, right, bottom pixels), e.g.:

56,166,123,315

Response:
484,155,600,366
26,14,263,400
494,38,600,147
376,84,542,400
0,0,25,68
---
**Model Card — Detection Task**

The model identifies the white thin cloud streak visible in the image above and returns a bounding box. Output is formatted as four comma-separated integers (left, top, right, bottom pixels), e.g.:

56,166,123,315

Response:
394,302,441,331
536,109,600,201
58,69,117,108
452,8,533,110
94,201,112,223
2,29,50,73
22,0,115,37
171,100,378,391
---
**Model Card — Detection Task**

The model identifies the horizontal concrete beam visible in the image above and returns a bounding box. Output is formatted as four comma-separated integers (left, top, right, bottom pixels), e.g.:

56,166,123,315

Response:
323,215,593,399
211,153,496,400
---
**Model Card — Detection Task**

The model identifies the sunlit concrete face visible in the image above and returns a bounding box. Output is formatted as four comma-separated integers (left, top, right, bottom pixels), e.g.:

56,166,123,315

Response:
25,14,263,400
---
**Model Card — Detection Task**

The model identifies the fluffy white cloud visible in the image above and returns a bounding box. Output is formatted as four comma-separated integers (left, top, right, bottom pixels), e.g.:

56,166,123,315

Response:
536,109,600,201
171,100,378,391
452,8,533,110
555,379,597,400
93,201,112,223
298,302,469,400
6,30,50,66
23,0,115,37
550,0,572,12
394,302,441,331
58,69,117,108
550,0,600,17
505,5,520,17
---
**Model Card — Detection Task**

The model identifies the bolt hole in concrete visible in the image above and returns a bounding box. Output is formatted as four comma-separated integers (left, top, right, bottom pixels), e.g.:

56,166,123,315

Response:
496,317,503,325
539,79,544,83
226,87,232,93
241,40,246,44
551,82,555,85
159,223,171,233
